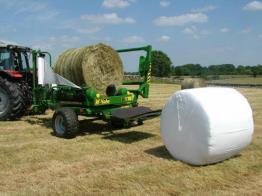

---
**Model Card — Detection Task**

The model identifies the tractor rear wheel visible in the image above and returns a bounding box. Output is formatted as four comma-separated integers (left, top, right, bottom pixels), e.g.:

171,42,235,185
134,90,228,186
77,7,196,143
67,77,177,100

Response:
0,77,25,120
16,81,33,114
52,108,79,139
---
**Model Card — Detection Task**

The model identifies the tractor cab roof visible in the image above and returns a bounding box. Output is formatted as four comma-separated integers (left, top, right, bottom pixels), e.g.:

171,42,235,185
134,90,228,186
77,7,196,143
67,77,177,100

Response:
0,40,31,52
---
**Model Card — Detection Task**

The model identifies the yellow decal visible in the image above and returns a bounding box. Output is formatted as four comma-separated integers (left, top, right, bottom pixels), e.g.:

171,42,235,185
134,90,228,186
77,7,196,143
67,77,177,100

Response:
147,63,152,83
124,95,133,102
95,98,110,105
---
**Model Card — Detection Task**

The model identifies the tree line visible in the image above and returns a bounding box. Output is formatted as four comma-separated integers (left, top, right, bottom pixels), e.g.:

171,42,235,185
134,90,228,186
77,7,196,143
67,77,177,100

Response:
173,64,262,78
124,50,262,78
150,50,262,78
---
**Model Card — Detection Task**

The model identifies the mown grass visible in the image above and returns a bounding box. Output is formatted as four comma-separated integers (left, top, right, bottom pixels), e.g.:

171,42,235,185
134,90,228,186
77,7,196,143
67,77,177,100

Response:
0,84,261,195
209,76,262,85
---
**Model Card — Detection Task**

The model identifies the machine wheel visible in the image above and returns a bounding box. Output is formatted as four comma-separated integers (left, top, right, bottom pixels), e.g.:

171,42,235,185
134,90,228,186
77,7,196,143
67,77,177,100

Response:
52,108,79,139
0,77,24,120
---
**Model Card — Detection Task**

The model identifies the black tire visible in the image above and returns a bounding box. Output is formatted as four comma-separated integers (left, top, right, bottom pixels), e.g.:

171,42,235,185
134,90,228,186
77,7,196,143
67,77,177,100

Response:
17,81,32,108
52,108,79,139
0,77,25,120
16,81,32,115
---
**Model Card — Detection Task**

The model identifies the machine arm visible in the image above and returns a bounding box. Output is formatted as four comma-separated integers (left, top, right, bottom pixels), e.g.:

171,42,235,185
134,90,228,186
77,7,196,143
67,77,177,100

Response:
117,45,152,98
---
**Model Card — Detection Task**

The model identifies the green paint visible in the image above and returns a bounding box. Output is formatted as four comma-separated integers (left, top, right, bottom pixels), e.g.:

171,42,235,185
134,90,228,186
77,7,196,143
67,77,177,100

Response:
31,45,152,120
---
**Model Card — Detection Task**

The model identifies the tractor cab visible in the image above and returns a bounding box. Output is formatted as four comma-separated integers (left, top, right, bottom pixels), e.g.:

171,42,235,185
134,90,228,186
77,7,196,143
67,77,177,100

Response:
0,43,32,76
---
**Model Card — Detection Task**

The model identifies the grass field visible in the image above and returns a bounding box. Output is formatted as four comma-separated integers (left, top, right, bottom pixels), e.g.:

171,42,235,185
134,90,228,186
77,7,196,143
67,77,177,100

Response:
208,76,262,85
147,75,262,85
0,84,261,195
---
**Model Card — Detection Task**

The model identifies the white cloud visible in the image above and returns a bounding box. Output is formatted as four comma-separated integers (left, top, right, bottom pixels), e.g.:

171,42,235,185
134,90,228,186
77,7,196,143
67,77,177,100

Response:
158,35,170,42
220,28,230,33
122,36,145,44
102,0,135,8
191,5,216,13
243,1,262,11
32,35,80,51
81,13,135,24
76,27,102,34
183,26,209,39
60,19,104,35
160,0,171,7
0,39,18,45
241,27,252,34
153,13,208,27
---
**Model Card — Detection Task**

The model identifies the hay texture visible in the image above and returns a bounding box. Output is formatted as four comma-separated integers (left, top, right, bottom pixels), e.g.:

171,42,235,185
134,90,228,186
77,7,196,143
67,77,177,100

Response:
181,78,206,90
54,43,123,93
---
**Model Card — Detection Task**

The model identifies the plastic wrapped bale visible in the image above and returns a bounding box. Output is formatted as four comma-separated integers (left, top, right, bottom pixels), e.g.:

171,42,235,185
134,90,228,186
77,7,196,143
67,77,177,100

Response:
181,78,206,90
54,43,123,94
160,87,254,165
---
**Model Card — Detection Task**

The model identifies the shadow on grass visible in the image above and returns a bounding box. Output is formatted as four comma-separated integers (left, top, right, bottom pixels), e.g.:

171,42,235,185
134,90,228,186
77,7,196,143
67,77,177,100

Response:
24,117,52,128
145,146,243,167
145,145,176,161
25,116,155,143
78,118,111,135
103,131,155,144
25,117,113,133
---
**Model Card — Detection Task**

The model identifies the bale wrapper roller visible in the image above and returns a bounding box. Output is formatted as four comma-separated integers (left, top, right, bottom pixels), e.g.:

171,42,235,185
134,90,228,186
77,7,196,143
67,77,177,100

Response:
32,45,161,138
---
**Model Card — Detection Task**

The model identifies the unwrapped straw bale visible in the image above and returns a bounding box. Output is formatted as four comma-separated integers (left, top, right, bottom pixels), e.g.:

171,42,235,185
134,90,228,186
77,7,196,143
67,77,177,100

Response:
181,78,206,90
54,43,123,93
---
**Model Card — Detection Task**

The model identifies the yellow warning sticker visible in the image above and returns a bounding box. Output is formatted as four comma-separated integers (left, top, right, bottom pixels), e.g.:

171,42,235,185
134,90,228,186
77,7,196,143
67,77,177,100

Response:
95,98,110,105
124,95,133,102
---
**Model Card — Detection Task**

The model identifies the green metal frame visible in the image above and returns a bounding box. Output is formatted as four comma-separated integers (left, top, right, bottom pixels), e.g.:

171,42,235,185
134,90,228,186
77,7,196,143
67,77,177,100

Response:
31,45,152,120
117,45,152,98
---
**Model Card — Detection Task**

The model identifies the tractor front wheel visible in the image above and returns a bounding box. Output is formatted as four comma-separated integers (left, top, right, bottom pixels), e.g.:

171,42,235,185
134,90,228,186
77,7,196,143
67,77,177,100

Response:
52,108,79,139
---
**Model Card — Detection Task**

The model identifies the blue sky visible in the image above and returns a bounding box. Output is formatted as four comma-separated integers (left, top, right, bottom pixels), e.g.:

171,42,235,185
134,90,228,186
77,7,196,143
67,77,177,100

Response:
0,0,262,71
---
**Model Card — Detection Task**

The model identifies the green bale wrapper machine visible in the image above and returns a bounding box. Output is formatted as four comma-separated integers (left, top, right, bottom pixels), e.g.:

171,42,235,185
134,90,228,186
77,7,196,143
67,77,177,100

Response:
31,45,161,138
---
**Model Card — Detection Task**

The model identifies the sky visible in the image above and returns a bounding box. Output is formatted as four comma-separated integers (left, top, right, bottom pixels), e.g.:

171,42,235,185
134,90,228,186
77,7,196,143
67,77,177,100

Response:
0,0,262,71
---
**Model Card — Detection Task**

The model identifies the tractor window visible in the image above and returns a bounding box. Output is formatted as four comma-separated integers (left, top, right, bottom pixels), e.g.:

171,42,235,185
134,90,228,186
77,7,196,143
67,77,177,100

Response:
0,49,11,70
21,53,29,70
13,51,29,71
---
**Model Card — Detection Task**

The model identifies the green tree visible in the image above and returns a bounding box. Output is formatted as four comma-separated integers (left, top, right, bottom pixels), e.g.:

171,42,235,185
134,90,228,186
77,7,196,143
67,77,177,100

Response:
174,66,183,76
251,65,262,77
174,64,203,76
151,50,172,77
236,65,246,75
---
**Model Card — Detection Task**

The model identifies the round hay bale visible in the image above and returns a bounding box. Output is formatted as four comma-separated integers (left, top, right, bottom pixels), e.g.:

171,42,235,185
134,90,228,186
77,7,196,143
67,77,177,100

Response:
54,43,123,93
181,78,206,90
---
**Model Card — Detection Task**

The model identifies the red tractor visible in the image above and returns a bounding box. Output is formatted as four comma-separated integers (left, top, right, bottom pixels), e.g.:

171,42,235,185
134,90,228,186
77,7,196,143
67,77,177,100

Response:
0,41,33,120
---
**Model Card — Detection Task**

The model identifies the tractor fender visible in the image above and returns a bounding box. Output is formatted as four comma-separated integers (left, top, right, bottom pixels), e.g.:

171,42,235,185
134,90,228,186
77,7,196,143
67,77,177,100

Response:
0,70,23,80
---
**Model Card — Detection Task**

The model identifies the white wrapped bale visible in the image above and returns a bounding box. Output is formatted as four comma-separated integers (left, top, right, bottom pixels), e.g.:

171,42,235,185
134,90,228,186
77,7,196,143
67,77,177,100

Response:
160,87,254,165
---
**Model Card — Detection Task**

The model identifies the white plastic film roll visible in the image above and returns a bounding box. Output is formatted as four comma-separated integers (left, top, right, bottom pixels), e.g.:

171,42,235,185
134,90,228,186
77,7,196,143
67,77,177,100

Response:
37,56,45,85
